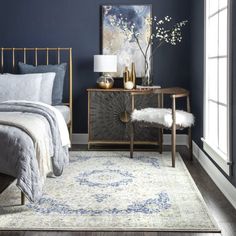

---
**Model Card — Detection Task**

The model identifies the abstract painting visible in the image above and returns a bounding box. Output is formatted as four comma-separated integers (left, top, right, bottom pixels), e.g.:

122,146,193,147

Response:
102,5,152,77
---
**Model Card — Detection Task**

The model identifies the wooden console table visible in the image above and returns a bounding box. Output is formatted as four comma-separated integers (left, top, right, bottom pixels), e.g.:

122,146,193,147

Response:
87,88,162,149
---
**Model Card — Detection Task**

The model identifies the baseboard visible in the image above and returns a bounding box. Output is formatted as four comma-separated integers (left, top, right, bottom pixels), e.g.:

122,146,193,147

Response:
72,133,188,146
72,133,88,144
193,141,236,209
163,134,188,146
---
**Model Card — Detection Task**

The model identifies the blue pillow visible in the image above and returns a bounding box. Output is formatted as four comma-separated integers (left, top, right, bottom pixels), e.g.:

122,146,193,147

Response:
18,62,67,105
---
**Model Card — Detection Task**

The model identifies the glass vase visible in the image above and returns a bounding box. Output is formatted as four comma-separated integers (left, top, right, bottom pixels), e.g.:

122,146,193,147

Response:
141,71,153,86
141,57,153,86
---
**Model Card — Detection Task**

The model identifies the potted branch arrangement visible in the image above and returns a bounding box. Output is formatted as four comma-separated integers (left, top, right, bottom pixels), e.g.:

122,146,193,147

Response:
108,15,188,86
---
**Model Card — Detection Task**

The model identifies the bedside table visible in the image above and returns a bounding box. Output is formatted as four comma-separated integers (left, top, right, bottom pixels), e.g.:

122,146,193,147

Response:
87,88,161,149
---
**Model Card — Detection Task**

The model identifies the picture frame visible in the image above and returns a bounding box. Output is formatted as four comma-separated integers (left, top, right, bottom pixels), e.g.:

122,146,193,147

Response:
101,5,152,78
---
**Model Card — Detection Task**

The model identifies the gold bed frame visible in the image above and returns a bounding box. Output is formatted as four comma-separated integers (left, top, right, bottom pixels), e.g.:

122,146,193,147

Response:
0,47,73,137
0,48,73,205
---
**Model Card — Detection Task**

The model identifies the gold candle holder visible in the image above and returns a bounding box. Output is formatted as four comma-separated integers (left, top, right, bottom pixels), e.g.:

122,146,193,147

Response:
130,62,136,87
123,63,136,89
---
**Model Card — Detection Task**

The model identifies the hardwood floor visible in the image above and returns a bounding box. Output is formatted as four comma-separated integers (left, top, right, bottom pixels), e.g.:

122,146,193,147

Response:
0,145,236,236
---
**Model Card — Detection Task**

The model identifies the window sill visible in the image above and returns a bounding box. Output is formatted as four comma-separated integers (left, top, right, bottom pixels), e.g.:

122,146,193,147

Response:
201,138,231,175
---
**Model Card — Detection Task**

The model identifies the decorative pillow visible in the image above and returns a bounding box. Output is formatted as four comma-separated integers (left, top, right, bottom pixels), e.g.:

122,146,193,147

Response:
6,73,56,105
18,62,67,105
39,72,56,104
0,74,42,102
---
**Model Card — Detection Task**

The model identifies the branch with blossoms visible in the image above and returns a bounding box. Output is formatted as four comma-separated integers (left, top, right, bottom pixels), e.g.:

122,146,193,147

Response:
108,14,188,76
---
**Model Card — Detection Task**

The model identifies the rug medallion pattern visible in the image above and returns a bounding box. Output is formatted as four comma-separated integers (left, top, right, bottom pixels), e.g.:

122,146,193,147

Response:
0,152,219,231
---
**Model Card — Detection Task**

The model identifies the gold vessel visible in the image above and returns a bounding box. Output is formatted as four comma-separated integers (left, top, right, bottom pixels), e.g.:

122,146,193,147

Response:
123,63,136,89
130,62,136,87
97,80,114,89
97,74,114,89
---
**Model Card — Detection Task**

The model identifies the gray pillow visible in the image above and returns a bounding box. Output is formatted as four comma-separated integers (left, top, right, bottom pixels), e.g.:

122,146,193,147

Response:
0,74,42,102
18,62,67,105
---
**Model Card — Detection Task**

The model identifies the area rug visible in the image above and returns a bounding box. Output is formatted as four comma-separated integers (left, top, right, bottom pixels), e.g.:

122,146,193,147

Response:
0,151,219,232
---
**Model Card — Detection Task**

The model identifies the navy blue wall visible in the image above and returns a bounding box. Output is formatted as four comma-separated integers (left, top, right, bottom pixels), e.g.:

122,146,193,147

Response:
190,0,204,149
190,0,236,186
0,0,191,133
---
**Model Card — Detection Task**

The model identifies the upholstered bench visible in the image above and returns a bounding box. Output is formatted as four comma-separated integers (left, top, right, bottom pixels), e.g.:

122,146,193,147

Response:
130,87,194,167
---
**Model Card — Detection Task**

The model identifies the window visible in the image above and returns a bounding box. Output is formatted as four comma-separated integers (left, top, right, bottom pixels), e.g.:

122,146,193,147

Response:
203,0,231,175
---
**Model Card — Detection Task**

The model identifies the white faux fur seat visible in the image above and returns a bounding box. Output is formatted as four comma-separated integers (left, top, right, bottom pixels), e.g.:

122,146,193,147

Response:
129,87,194,168
132,108,194,128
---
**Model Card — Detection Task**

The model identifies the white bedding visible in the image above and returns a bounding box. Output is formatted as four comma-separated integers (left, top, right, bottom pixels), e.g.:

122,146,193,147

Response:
0,112,53,180
4,100,71,147
54,105,71,125
1,101,71,181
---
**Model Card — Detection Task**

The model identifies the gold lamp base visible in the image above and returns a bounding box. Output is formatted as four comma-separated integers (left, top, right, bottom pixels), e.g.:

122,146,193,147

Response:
97,74,114,89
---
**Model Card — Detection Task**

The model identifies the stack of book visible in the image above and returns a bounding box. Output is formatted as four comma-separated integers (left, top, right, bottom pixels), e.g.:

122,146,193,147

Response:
136,85,161,90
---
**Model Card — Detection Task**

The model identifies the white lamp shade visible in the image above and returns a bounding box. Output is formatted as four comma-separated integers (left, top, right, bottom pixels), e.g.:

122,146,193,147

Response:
94,55,117,73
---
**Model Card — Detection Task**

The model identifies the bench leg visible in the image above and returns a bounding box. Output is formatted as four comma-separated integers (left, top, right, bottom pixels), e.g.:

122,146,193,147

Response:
171,125,176,168
130,122,134,158
159,128,163,154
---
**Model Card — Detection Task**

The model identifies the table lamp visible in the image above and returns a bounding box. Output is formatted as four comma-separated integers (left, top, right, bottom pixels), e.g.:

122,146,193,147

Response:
94,55,117,89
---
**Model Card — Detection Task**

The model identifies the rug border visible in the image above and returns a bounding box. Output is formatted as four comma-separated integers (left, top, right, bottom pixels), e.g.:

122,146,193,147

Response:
0,151,221,232
174,152,221,232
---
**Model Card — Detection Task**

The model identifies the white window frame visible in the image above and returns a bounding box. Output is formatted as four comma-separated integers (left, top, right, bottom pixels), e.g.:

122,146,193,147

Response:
202,0,232,176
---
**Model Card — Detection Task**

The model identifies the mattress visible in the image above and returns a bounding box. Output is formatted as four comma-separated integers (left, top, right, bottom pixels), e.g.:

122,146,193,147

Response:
54,105,71,125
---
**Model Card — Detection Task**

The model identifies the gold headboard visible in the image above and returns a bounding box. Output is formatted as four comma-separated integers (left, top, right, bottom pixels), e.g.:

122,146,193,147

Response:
0,47,73,137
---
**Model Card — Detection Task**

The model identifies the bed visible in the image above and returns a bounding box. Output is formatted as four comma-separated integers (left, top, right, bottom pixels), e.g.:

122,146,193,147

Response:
0,48,73,204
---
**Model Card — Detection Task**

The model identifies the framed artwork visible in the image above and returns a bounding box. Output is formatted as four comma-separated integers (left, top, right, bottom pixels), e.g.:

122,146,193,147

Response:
102,5,152,78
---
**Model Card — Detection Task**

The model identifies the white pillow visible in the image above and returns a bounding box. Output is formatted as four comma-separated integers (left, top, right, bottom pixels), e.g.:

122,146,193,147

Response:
38,73,56,104
0,74,42,102
2,73,56,105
